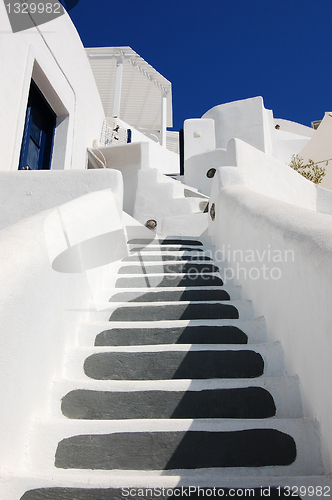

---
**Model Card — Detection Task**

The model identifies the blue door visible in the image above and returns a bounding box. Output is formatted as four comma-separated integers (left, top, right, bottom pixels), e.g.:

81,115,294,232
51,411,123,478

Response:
19,81,56,170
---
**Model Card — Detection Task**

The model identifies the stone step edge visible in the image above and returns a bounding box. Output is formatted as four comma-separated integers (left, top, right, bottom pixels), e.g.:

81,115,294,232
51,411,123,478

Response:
25,418,323,477
103,300,238,307
80,317,267,345
106,288,241,301
83,317,265,327
106,285,238,293
2,474,331,500
63,342,285,380
50,376,303,420
123,256,215,262
92,300,254,321
117,263,220,269
113,272,222,277
78,318,268,347
128,243,204,248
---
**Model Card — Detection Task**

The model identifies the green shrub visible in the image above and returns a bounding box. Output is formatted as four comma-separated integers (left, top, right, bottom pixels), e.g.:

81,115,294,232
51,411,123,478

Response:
289,154,327,184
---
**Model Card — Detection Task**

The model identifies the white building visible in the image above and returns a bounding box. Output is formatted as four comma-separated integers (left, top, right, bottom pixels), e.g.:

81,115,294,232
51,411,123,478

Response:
1,5,332,499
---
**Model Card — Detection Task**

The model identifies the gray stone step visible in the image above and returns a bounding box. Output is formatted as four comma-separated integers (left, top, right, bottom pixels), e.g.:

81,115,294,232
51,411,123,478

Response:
64,343,284,381
118,263,219,274
129,246,204,253
51,375,304,420
83,350,264,380
61,387,276,420
54,429,296,470
109,303,239,321
94,325,247,346
115,274,223,288
108,289,230,303
128,239,203,246
123,254,213,262
81,317,267,346
25,418,324,477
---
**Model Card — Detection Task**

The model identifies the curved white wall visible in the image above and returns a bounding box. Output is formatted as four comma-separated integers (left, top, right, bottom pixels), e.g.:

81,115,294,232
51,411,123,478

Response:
202,96,277,156
184,148,227,196
208,182,332,473
299,112,332,191
183,118,216,161
211,138,332,215
0,4,105,171
0,188,127,470
0,169,124,230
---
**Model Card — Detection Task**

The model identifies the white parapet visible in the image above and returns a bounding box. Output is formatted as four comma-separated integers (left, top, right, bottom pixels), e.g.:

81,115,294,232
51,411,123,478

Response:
183,118,216,161
0,189,127,471
202,96,277,156
208,169,332,474
0,169,124,230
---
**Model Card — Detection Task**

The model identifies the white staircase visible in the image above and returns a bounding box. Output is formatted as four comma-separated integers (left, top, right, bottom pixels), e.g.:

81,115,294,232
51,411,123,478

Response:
7,237,330,500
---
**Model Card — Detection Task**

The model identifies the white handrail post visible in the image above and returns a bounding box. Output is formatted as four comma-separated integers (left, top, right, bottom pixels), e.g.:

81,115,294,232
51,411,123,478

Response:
160,91,167,147
113,58,123,118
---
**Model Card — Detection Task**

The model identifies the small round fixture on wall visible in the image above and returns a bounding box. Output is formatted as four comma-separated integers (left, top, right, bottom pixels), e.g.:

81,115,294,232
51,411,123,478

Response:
206,168,216,179
210,203,216,221
145,219,157,230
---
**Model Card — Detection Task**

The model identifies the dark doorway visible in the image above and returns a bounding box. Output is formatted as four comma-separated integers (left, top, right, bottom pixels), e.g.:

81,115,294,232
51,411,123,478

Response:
19,80,56,170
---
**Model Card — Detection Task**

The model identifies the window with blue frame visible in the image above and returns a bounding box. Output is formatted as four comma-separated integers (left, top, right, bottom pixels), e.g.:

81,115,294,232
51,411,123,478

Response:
19,80,56,170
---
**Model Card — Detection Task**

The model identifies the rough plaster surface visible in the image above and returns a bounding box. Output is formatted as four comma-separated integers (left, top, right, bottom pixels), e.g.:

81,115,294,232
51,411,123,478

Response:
0,169,124,230
202,97,276,155
184,148,227,195
0,188,127,469
210,138,332,215
208,182,332,473
299,112,332,191
133,169,204,229
183,118,215,161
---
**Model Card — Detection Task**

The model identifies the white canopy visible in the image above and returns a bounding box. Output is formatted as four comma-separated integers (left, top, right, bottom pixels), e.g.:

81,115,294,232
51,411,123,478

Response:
86,46,173,133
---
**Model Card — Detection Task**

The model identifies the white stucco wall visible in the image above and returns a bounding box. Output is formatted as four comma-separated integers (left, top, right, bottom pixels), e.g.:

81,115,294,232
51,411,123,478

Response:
208,182,332,473
202,96,276,156
133,168,204,230
88,141,181,215
226,138,332,215
299,112,332,191
0,169,123,230
88,142,149,215
274,129,311,165
273,116,313,165
274,118,315,138
183,118,216,161
184,148,227,196
115,118,179,175
0,4,105,172
0,188,127,471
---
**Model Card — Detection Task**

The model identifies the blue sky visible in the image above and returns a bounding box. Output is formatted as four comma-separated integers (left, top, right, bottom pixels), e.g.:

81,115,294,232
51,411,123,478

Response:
68,0,332,131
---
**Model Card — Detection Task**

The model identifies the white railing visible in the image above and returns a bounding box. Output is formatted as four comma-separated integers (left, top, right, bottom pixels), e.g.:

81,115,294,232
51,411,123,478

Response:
100,118,128,146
